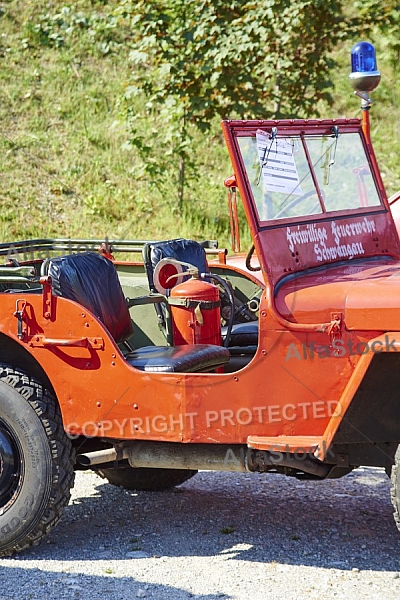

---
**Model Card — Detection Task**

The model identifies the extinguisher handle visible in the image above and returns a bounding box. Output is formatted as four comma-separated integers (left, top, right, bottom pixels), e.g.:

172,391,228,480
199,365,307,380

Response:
164,259,200,284
201,273,234,348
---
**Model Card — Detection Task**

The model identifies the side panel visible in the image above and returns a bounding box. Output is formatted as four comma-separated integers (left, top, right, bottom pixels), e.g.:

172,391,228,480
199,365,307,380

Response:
0,292,352,444
2,290,399,467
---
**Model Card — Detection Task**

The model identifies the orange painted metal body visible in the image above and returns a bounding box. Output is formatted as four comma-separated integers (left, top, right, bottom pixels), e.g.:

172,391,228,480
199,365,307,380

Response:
2,116,400,471
3,255,400,450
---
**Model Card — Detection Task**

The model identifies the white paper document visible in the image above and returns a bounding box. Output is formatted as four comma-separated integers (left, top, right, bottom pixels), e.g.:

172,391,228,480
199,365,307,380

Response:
256,130,303,195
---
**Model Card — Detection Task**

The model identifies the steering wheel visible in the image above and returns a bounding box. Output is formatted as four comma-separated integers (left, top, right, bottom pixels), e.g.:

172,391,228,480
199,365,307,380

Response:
273,189,324,220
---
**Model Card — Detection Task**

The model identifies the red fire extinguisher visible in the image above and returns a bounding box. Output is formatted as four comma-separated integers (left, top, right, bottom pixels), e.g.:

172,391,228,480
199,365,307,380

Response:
170,274,222,346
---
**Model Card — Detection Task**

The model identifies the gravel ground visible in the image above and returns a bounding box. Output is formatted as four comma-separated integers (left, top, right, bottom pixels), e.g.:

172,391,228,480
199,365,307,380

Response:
1,466,400,600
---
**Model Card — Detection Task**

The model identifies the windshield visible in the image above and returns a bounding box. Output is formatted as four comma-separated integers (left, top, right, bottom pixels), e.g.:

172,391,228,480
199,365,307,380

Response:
237,130,382,222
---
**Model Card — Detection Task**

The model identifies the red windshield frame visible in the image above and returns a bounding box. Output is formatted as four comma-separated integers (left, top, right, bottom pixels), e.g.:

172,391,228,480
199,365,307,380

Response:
222,118,400,288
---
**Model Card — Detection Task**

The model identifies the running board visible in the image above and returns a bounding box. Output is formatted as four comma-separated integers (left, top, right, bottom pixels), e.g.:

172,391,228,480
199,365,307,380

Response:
247,435,322,456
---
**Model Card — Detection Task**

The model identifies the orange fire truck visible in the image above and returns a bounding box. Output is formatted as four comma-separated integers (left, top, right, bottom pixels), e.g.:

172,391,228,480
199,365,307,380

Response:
2,41,400,556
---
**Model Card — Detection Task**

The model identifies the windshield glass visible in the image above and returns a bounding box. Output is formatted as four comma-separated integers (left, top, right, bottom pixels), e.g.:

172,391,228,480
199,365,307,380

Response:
237,131,382,222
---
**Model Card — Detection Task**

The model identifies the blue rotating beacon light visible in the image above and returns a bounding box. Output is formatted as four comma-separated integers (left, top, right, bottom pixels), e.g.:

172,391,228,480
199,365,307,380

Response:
349,42,381,140
349,41,381,104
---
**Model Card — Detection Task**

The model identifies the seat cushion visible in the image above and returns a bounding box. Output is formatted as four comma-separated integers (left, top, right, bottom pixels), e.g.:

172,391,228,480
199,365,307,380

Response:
125,344,229,373
222,322,258,346
48,252,134,343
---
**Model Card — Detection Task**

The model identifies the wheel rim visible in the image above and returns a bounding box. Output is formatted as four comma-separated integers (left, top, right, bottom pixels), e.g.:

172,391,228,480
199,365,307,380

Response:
0,419,23,511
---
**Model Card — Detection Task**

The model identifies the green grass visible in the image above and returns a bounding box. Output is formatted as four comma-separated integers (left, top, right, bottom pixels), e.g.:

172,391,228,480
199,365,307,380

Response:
0,0,236,246
0,1,399,249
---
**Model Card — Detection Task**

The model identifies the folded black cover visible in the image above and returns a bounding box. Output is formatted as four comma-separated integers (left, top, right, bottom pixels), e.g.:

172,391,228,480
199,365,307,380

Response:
48,252,134,343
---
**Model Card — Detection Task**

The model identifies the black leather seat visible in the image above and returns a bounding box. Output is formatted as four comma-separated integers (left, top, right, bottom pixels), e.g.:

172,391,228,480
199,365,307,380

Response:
125,344,229,373
143,238,209,293
221,322,258,356
143,239,259,354
48,252,229,373
142,239,209,340
222,322,258,346
48,252,134,342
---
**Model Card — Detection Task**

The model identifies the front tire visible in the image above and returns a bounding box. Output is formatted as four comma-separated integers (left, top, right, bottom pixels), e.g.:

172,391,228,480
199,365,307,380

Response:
0,365,75,556
96,464,197,491
391,446,400,532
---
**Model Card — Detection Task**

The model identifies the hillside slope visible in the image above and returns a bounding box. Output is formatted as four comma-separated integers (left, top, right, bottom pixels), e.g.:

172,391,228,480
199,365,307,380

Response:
0,1,398,246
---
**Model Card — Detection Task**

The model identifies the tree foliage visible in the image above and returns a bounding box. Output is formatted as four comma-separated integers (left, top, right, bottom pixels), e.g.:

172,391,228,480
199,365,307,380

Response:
123,0,351,122
22,0,400,211
352,1,400,71
117,0,353,207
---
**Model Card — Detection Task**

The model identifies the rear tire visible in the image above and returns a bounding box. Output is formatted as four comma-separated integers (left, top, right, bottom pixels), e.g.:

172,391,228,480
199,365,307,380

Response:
96,464,197,491
391,446,400,532
0,365,75,556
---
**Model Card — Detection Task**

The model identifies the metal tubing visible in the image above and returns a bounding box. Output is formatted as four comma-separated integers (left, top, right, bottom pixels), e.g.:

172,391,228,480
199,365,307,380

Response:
77,442,332,478
77,447,127,467
127,443,248,472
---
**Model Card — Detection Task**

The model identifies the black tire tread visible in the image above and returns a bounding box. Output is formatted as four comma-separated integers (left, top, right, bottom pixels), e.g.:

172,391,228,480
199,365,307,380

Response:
0,365,75,556
391,446,400,533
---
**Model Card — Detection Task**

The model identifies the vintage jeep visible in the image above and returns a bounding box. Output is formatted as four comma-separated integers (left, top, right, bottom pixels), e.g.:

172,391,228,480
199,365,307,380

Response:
2,42,400,556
